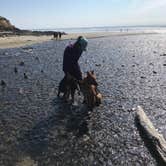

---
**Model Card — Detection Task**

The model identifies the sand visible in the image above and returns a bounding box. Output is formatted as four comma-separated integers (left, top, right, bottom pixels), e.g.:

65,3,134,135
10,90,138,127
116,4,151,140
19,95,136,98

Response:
0,35,51,49
0,31,157,49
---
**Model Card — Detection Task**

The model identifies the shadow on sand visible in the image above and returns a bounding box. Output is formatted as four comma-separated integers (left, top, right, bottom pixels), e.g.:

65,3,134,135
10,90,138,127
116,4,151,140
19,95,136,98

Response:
17,97,91,163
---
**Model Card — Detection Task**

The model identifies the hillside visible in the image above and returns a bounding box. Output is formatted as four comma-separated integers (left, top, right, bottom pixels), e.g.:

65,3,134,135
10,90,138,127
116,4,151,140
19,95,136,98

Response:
0,16,20,31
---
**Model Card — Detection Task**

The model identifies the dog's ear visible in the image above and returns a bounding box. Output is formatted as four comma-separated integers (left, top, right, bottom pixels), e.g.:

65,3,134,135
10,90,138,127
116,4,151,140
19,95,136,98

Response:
87,71,90,76
91,70,94,74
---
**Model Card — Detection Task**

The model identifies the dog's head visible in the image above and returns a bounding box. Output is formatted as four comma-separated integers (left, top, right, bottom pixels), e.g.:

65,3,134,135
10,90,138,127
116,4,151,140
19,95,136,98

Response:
85,70,98,86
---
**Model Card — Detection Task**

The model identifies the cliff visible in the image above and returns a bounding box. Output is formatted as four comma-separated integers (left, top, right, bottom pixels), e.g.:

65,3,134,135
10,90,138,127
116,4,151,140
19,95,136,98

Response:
0,16,20,31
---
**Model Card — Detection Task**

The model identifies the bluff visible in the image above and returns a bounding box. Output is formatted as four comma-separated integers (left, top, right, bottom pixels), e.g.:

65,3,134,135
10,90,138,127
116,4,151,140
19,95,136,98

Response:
0,16,20,31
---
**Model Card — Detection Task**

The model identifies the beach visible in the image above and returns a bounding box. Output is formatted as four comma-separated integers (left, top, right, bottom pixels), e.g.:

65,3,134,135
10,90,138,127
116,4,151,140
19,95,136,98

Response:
0,31,157,49
0,33,166,165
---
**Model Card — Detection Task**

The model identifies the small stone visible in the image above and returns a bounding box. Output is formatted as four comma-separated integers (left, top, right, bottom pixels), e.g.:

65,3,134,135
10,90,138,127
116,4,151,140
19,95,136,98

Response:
19,61,24,66
14,67,18,73
99,142,104,148
95,64,101,67
1,80,6,86
24,73,28,79
160,53,166,56
163,64,166,66
153,71,157,74
19,88,24,94
83,134,90,142
35,57,39,60
149,63,153,66
107,160,113,165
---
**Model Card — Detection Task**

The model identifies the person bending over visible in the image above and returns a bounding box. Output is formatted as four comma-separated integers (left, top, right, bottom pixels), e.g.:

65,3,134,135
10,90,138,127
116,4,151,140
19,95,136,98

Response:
63,36,88,80
58,36,88,102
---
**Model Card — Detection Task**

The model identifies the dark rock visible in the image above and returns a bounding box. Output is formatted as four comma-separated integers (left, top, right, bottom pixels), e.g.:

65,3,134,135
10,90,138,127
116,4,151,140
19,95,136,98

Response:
24,73,28,79
95,64,101,67
153,71,157,74
14,67,18,73
160,53,166,56
19,61,24,66
0,80,6,86
35,57,39,61
163,64,166,66
149,63,153,66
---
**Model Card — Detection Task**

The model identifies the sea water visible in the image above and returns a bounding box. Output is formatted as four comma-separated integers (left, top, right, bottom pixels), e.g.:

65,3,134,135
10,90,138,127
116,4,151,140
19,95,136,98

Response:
33,26,166,34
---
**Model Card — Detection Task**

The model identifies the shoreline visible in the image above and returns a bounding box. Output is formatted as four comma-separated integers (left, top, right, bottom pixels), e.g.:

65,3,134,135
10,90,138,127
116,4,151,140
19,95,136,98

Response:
0,31,158,49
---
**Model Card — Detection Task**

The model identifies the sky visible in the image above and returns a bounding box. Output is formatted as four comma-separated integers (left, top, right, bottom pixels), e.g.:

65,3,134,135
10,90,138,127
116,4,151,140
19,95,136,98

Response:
1,0,166,29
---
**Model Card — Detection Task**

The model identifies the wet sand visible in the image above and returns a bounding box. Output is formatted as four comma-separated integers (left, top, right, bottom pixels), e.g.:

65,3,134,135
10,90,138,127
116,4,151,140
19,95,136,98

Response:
0,33,166,165
0,31,157,49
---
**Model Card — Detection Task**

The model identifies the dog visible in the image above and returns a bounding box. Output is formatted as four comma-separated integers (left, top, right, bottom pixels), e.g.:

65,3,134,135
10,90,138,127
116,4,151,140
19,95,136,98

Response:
57,73,79,103
80,71,102,108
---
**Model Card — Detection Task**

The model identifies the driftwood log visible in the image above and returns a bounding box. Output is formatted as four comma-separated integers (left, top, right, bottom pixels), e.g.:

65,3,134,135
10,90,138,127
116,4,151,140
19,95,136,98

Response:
135,106,166,165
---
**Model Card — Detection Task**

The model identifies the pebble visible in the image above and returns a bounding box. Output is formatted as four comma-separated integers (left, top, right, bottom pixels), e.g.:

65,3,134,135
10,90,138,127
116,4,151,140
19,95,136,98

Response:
153,71,157,74
24,73,28,79
19,61,25,66
14,67,18,73
1,80,6,86
160,53,166,56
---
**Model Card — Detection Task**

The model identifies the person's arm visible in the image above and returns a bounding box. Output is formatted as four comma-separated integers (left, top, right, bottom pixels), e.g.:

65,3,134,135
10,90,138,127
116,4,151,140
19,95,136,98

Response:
73,62,82,80
63,46,71,73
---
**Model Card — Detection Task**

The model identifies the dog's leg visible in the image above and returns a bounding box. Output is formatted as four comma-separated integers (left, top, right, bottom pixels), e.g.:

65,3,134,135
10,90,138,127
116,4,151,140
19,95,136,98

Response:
63,87,70,102
71,89,75,104
57,90,60,97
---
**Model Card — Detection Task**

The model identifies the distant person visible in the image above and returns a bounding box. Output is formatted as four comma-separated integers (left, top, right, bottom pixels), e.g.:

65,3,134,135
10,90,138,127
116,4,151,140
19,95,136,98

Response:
53,32,58,40
58,32,62,39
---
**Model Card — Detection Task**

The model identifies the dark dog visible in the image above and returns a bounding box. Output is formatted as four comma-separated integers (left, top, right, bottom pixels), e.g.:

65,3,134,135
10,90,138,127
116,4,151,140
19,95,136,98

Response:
80,71,102,108
57,73,78,103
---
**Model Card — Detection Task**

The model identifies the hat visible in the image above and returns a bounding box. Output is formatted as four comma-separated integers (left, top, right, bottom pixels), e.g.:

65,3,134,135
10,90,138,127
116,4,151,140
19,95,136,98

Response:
78,36,88,51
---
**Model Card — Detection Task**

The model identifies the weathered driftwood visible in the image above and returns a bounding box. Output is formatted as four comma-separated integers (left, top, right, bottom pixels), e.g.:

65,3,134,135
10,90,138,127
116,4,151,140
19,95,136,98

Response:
135,106,166,165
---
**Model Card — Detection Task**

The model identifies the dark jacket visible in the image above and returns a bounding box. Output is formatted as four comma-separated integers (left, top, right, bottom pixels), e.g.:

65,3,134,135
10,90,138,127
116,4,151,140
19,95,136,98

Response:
63,44,83,80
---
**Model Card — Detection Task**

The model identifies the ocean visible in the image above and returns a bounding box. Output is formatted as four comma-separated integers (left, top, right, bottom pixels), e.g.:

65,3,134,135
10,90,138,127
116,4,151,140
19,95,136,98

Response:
33,26,166,34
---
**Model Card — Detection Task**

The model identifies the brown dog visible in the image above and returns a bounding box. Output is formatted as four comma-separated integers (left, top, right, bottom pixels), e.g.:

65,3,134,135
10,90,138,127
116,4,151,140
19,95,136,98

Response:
80,71,102,108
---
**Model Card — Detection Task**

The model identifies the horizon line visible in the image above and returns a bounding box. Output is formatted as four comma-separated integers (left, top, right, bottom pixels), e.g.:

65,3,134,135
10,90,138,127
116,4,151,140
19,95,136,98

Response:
28,24,166,30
